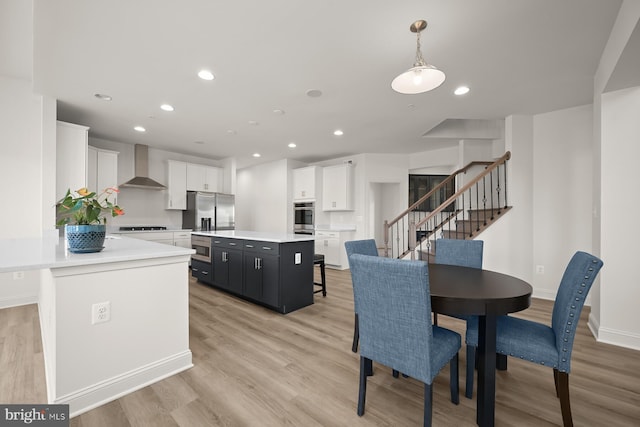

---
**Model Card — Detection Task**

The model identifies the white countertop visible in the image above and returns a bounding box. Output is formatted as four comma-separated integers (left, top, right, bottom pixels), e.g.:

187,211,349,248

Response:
110,228,192,234
192,230,315,243
0,235,194,273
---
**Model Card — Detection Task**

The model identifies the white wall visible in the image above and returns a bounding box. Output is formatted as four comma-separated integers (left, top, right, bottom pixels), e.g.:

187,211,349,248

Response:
532,104,594,299
599,86,640,349
590,0,640,350
236,159,291,233
0,75,52,306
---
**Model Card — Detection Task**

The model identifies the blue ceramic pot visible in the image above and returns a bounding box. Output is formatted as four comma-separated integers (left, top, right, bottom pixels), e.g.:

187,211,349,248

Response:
65,224,106,253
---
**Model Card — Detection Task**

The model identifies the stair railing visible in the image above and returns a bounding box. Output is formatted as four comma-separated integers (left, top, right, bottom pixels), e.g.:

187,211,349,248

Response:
383,151,511,260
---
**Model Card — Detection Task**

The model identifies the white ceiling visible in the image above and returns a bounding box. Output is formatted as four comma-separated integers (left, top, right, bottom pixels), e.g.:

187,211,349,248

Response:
29,0,623,169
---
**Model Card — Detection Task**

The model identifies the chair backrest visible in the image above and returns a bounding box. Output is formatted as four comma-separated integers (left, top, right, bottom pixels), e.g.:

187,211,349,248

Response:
344,239,380,313
344,239,379,265
434,239,483,269
349,253,437,383
551,251,603,372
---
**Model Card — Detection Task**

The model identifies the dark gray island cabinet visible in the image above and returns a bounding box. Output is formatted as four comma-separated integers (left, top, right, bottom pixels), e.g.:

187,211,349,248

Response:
191,231,315,314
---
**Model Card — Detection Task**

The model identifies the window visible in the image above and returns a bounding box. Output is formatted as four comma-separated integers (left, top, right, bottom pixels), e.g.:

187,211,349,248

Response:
408,174,455,212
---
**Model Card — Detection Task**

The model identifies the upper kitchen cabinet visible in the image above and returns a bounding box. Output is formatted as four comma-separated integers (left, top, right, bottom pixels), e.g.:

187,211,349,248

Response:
293,166,321,201
322,163,354,211
88,146,119,203
56,121,88,199
166,160,187,210
186,163,222,192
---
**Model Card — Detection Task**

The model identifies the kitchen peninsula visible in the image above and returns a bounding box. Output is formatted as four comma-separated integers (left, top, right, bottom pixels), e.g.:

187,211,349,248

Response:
191,230,315,314
0,235,194,417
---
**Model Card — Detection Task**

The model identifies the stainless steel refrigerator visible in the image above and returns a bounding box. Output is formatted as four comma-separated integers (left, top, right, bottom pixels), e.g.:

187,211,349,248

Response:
183,191,235,231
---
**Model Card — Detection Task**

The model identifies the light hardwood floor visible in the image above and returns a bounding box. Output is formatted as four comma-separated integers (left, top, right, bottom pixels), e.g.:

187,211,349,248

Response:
1,268,639,426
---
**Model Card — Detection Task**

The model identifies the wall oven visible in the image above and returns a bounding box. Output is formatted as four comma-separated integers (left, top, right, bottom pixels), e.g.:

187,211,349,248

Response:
191,235,212,263
294,202,315,235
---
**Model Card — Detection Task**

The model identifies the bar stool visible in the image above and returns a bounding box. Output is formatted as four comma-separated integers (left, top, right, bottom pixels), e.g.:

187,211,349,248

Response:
313,254,327,297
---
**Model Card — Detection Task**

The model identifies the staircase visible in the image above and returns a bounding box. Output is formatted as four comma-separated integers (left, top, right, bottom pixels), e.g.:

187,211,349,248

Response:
383,152,512,261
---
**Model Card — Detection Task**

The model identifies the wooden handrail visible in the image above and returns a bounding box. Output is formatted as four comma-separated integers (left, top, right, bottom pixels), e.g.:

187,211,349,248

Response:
383,151,511,259
387,152,511,227
413,151,510,231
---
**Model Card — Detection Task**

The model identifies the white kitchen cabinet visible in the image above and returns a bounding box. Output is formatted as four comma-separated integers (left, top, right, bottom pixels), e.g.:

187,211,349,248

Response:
293,166,320,201
322,163,354,211
315,229,355,270
166,160,187,210
172,230,192,249
186,163,221,192
88,146,119,203
56,121,89,199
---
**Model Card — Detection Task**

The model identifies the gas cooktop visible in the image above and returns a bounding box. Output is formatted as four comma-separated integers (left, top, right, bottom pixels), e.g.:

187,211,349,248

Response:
118,226,168,231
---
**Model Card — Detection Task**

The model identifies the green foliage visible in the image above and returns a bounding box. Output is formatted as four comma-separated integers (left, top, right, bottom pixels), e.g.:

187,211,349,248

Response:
56,187,124,226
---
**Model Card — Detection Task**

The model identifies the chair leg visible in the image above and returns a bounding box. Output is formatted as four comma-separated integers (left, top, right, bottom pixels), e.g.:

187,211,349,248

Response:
320,261,326,296
553,368,560,397
392,369,399,378
358,357,368,416
365,358,373,377
433,312,438,326
465,345,475,399
352,313,359,353
450,352,459,405
556,371,573,427
424,382,433,427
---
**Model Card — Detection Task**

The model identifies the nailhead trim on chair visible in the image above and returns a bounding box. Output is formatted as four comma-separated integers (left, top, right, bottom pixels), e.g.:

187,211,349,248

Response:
491,258,601,371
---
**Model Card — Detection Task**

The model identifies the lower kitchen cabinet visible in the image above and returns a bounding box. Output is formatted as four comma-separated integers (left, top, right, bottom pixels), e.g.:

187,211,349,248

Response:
212,246,243,295
243,250,279,308
193,233,314,314
191,258,213,285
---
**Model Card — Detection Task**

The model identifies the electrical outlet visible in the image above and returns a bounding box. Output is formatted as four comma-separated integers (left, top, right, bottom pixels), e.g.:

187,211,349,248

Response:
295,253,301,264
536,265,545,274
91,301,111,324
13,271,24,280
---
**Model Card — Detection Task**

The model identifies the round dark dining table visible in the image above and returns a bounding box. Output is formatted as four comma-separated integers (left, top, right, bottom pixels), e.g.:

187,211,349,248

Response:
428,263,533,427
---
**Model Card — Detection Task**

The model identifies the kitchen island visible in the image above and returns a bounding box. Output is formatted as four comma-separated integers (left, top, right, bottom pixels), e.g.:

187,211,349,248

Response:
191,230,315,314
0,235,194,417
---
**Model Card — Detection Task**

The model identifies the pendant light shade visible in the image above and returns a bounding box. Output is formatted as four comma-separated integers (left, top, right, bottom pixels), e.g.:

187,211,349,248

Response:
392,20,445,94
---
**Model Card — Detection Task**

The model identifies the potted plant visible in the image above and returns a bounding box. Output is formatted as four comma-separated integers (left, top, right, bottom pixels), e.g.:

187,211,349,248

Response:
56,187,124,253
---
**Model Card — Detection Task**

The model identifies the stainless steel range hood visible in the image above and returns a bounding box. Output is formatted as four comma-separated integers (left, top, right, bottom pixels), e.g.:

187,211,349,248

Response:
119,144,166,190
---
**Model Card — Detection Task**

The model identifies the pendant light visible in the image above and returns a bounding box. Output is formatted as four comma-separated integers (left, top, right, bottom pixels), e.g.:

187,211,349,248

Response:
391,20,445,94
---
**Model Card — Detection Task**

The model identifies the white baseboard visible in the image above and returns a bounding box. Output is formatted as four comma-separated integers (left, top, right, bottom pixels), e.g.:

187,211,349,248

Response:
531,289,555,301
592,326,640,351
54,351,193,418
0,294,38,309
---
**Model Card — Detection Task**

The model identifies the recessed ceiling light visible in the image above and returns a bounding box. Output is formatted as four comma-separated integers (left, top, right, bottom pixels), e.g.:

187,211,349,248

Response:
288,143,297,148
134,126,146,132
252,153,261,158
248,120,259,126
94,93,112,101
333,129,344,136
227,129,237,135
306,89,323,98
273,109,285,115
454,86,470,96
198,69,215,80
160,104,174,111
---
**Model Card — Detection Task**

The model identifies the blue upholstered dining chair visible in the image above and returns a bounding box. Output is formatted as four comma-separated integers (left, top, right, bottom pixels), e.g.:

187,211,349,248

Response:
433,238,483,398
464,251,603,427
349,253,461,426
344,239,379,354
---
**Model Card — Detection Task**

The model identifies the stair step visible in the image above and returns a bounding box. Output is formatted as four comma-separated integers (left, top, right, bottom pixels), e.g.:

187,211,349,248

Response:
467,208,505,221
